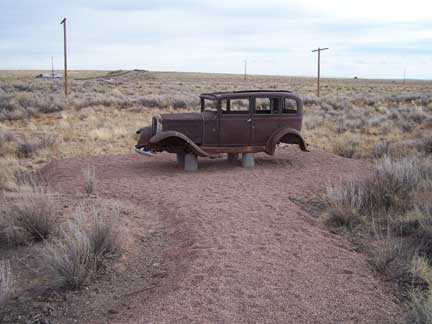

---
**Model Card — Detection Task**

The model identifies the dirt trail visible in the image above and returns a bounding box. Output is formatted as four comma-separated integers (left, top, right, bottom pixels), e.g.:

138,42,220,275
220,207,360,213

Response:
42,147,404,324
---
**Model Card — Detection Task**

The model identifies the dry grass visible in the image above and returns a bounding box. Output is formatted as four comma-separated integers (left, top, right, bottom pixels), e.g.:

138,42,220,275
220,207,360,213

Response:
0,260,14,307
42,202,122,289
76,204,121,257
409,290,432,324
0,71,431,191
411,256,432,287
369,239,404,274
323,150,432,320
332,134,360,158
324,178,364,228
42,221,93,289
324,156,425,229
0,192,56,245
7,194,55,242
1,71,431,167
82,165,96,195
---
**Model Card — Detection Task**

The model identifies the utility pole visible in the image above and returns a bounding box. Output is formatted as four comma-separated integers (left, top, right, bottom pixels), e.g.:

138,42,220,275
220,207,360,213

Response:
403,66,407,84
244,59,247,80
51,56,54,76
60,18,68,96
312,47,329,97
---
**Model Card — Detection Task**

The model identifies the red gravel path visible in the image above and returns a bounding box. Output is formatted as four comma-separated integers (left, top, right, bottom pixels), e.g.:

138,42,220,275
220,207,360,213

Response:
42,147,404,324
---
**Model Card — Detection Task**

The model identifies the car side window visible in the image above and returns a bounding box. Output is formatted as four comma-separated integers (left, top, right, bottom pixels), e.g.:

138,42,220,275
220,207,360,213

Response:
254,98,283,114
229,99,250,114
221,99,230,113
270,98,282,114
283,98,298,113
255,98,271,114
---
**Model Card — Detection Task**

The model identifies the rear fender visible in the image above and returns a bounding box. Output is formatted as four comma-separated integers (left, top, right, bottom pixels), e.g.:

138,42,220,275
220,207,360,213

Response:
265,128,308,155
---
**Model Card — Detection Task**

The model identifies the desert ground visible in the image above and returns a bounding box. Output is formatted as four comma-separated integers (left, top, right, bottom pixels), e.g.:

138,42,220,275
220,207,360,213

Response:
0,70,431,323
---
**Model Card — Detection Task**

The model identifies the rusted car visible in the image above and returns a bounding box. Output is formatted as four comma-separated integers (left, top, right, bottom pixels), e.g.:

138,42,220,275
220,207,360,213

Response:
135,90,307,171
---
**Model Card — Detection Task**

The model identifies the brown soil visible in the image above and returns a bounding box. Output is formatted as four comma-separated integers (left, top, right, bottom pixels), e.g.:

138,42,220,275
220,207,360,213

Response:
7,147,404,324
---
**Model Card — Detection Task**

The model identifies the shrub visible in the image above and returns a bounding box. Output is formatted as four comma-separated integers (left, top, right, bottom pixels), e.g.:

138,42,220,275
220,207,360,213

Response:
324,178,364,228
82,165,96,195
324,157,422,228
0,212,29,246
332,135,360,158
77,204,121,257
367,157,420,213
410,290,432,324
7,193,55,242
0,127,5,149
410,255,432,287
15,141,37,158
42,222,93,289
173,100,187,109
0,93,16,114
42,203,121,289
0,159,21,192
14,170,40,192
417,137,432,155
303,114,324,130
138,98,160,108
0,261,14,307
369,240,403,274
38,132,56,149
373,141,391,159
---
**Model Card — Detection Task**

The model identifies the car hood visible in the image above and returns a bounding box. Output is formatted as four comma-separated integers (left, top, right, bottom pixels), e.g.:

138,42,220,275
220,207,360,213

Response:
160,112,203,121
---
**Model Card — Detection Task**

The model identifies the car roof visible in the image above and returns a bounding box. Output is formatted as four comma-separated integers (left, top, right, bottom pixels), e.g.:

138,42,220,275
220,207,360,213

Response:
199,90,298,100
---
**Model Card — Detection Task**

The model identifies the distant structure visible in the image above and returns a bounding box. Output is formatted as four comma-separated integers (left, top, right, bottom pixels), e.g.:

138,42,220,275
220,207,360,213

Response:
35,56,63,78
35,73,63,78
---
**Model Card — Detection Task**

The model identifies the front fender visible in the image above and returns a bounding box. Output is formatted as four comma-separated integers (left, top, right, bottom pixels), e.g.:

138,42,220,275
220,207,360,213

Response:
136,125,153,148
149,131,211,157
265,128,308,155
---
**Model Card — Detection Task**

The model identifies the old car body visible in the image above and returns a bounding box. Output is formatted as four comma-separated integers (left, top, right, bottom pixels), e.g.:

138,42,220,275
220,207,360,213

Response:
135,90,307,159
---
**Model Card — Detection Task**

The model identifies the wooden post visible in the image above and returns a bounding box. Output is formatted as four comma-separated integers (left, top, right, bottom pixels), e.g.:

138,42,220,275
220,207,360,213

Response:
312,47,329,97
317,49,320,97
61,18,68,96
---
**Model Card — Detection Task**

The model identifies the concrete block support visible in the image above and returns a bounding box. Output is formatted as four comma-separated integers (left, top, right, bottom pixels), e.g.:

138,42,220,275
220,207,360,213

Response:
227,153,239,163
242,153,255,168
184,153,198,172
176,152,185,166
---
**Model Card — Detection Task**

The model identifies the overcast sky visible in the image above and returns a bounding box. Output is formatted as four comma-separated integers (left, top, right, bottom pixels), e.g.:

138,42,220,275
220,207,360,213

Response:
1,0,431,79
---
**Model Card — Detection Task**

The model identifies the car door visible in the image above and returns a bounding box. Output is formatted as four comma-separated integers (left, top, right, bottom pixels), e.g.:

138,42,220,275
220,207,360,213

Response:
219,98,252,146
252,97,284,145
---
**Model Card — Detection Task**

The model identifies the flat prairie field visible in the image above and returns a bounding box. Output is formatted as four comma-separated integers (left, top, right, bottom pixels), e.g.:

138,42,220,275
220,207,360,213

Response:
0,70,431,324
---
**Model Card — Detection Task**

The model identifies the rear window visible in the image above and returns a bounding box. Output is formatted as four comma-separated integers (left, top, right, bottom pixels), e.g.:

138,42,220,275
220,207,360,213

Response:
283,98,298,113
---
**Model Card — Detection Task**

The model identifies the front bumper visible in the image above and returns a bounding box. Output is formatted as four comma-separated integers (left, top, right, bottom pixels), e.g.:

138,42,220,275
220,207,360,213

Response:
134,146,155,157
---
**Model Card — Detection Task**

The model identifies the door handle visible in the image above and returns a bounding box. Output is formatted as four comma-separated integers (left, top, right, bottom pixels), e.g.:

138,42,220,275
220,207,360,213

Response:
247,118,252,123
